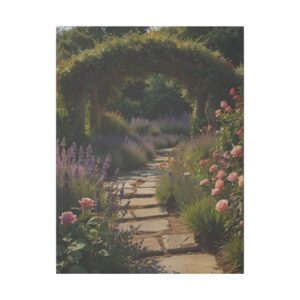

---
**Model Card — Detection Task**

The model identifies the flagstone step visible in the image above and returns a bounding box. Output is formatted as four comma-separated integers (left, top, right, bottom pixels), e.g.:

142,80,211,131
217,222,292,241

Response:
138,237,164,256
143,253,223,274
139,181,157,188
118,218,170,233
119,197,159,208
161,233,200,253
135,187,156,197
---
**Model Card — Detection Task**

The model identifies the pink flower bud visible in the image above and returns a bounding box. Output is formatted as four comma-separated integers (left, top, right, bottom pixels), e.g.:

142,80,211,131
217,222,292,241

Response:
229,88,235,96
199,178,210,186
209,164,218,173
233,95,241,101
225,106,232,112
199,159,207,166
212,149,220,159
238,175,244,187
220,100,228,108
215,109,222,118
211,188,221,196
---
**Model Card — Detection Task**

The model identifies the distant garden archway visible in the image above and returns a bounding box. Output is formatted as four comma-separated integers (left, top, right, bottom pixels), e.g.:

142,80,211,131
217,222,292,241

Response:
57,32,241,139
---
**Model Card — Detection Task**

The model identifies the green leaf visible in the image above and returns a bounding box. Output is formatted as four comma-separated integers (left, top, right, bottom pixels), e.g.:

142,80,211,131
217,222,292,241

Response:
68,242,86,252
98,249,110,256
57,245,65,256
68,265,87,273
87,216,103,225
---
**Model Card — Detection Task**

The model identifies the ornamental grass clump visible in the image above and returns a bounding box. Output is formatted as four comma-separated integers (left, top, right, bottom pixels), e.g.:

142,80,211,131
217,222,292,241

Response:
183,197,229,252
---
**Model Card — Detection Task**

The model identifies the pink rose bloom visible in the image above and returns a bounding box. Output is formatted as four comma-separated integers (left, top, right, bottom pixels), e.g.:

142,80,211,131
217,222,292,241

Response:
200,178,210,186
215,179,225,190
233,95,241,101
59,211,77,225
216,169,226,179
79,198,95,209
212,149,220,159
211,188,221,196
239,220,244,227
215,199,229,213
223,151,231,160
231,145,243,157
227,172,238,182
229,87,235,96
209,164,218,173
199,159,207,166
236,128,243,136
220,100,228,108
238,175,244,187
236,108,241,113
215,109,222,118
225,105,232,112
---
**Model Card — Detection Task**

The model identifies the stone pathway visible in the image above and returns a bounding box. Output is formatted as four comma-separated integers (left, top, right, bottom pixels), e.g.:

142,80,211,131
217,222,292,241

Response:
117,148,222,274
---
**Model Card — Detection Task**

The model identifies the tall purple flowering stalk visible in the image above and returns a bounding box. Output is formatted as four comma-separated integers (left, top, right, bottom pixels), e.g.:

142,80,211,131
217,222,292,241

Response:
57,138,118,214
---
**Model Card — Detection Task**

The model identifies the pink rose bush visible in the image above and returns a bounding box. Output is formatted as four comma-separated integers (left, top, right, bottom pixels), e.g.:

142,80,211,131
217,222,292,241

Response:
195,87,243,235
59,211,77,225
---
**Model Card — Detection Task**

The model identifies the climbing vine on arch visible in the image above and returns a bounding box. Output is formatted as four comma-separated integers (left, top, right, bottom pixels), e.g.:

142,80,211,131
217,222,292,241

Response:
57,31,242,139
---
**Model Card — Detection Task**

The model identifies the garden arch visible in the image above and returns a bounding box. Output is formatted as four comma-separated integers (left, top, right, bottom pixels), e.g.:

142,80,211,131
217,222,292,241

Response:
57,32,241,139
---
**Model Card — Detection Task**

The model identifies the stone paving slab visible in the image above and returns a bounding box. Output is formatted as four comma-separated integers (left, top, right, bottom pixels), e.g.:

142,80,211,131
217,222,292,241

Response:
135,187,156,196
132,207,168,219
144,178,159,182
120,188,134,197
156,148,173,155
118,219,170,233
139,181,157,188
153,158,167,163
140,237,164,255
119,198,159,208
118,210,134,220
162,233,199,253
147,253,223,274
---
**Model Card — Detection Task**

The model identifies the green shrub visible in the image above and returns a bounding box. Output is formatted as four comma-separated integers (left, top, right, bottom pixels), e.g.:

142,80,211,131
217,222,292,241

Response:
148,126,161,137
57,206,155,273
218,235,243,273
183,197,228,251
156,172,175,208
178,134,216,173
156,166,204,211
100,112,130,135
119,142,147,170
